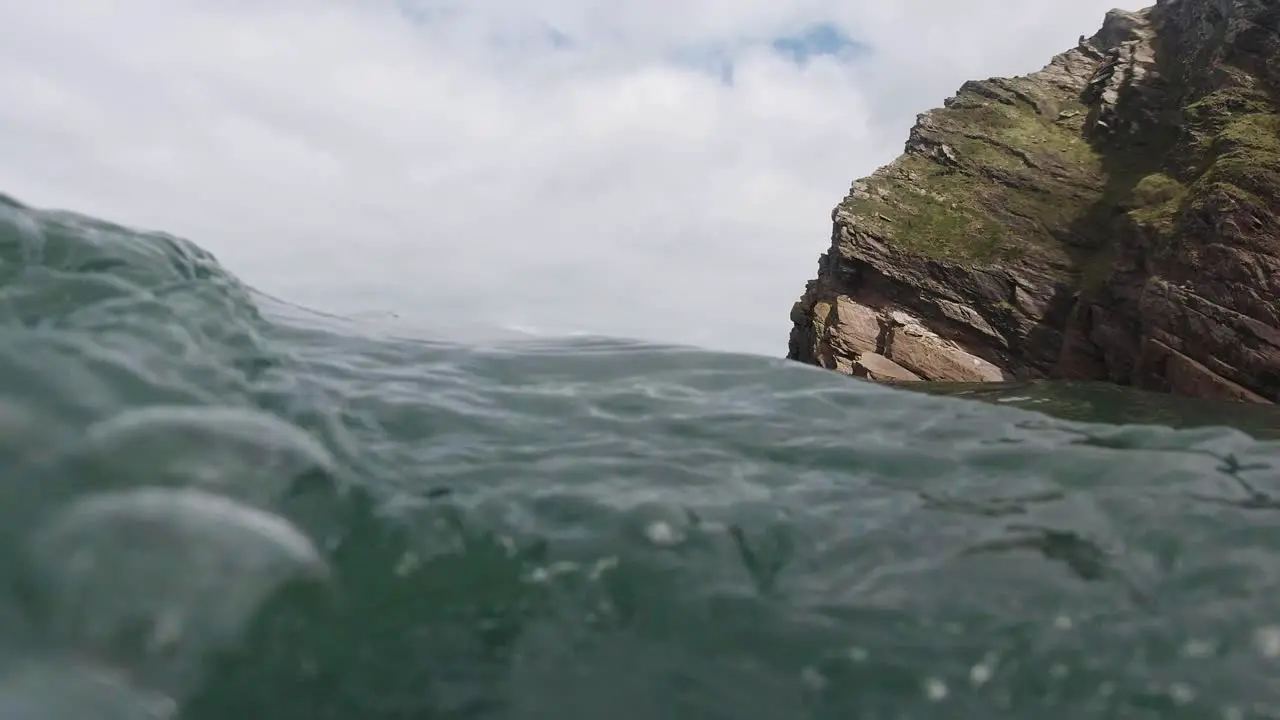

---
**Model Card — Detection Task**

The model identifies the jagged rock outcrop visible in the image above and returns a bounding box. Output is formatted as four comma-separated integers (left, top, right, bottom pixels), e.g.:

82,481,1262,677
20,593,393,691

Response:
788,0,1280,403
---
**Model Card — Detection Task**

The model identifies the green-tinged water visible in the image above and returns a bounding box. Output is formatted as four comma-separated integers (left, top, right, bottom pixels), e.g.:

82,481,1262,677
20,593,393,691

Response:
3,192,1280,719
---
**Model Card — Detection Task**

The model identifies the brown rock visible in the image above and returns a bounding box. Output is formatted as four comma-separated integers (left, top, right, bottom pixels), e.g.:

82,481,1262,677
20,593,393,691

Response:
1138,337,1270,403
787,0,1280,403
829,296,883,356
886,326,1008,383
852,352,922,382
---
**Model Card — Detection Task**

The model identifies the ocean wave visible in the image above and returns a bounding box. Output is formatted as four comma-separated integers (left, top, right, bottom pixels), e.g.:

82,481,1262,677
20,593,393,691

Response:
3,194,1280,717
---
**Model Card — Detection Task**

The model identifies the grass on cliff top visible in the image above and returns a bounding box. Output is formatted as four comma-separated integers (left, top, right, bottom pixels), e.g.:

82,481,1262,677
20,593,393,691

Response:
1180,111,1280,247
1203,112,1280,197
857,158,1012,264
1184,86,1275,137
1184,85,1278,175
839,93,1105,267
948,100,1101,176
837,68,1280,284
1119,108,1280,265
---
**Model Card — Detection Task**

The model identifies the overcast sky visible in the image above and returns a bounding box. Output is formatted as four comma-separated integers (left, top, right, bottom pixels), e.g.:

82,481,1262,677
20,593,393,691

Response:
0,0,1145,355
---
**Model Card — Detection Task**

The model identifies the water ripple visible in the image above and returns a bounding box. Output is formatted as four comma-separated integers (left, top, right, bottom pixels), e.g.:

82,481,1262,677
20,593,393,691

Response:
4,195,1280,717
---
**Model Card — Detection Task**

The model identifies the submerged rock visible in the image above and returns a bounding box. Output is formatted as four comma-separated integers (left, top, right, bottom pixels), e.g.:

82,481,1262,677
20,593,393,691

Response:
788,0,1280,403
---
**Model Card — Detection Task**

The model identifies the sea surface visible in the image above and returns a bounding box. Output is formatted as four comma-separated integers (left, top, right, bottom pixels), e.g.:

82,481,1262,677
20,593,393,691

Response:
3,192,1280,719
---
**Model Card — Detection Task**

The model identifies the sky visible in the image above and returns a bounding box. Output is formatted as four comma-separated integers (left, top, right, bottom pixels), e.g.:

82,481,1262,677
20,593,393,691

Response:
0,0,1146,355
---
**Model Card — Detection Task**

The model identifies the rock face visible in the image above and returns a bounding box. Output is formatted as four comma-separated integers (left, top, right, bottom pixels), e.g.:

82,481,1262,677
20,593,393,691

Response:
788,0,1280,403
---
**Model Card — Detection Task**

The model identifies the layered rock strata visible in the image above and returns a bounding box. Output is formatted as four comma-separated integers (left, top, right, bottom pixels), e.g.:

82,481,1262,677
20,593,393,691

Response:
788,0,1280,403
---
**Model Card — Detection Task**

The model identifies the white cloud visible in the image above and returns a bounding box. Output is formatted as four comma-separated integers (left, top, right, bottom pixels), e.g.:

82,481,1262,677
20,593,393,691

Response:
0,0,1146,354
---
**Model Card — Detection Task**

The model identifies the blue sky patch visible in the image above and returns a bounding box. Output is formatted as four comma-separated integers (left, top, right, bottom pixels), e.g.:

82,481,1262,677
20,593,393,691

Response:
672,23,868,83
670,44,736,85
771,23,868,64
546,27,573,50
394,0,462,25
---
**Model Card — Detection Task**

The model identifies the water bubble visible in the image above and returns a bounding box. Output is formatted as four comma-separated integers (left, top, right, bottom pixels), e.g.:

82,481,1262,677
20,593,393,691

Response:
800,666,827,691
847,646,869,663
393,551,421,576
587,555,619,580
73,405,337,504
1253,624,1280,658
548,560,580,575
627,502,696,549
644,520,683,547
528,561,580,583
27,487,330,696
0,659,176,719
1052,614,1074,630
1168,682,1196,705
969,661,993,687
923,677,948,701
1181,638,1215,658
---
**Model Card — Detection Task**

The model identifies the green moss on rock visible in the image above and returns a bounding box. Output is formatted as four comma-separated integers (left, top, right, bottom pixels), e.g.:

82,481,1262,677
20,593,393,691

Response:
837,85,1106,267
1184,87,1274,133
1199,113,1280,199
1128,173,1186,208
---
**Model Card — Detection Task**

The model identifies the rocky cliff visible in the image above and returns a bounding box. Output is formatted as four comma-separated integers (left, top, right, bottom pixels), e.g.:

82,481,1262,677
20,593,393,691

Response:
788,0,1280,402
